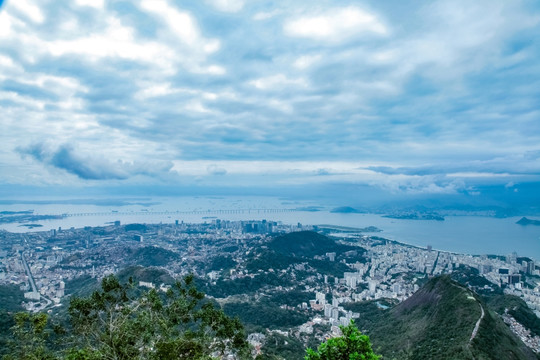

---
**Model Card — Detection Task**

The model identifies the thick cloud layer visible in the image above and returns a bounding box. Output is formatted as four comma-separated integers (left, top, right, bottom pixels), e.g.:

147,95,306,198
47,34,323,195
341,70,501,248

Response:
1,0,539,198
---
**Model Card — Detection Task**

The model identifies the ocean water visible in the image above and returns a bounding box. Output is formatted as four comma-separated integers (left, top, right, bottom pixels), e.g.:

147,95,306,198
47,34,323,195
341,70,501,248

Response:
1,196,540,260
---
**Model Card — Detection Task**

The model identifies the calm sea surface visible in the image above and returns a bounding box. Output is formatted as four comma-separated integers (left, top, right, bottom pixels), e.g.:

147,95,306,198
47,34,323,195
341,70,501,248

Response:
1,196,540,260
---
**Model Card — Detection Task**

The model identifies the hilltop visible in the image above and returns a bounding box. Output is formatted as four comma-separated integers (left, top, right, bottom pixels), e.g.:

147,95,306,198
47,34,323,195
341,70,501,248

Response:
125,246,181,267
330,206,363,214
352,276,538,359
269,231,358,257
517,217,540,226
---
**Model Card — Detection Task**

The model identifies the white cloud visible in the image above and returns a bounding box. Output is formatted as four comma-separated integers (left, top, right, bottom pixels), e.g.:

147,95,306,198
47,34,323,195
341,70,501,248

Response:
249,74,307,90
253,10,281,21
141,0,197,45
293,54,321,69
0,55,16,69
0,91,45,109
267,99,293,113
0,11,21,37
206,0,245,13
202,65,226,75
1,0,539,192
42,16,176,72
34,75,87,93
284,6,387,41
75,0,105,9
202,92,218,100
207,164,227,175
446,172,511,178
135,84,177,100
140,0,220,52
172,160,381,176
381,0,540,84
185,100,212,114
203,40,221,53
8,0,45,24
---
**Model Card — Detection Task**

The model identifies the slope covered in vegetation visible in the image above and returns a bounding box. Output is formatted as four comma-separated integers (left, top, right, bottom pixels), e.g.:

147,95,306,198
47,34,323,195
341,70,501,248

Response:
354,276,538,360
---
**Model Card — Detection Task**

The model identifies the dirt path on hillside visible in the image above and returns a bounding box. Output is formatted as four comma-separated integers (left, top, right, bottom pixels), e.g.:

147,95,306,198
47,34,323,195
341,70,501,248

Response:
470,302,485,342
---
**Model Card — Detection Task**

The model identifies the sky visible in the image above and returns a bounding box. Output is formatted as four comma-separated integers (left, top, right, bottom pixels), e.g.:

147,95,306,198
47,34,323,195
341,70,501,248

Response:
1,0,540,208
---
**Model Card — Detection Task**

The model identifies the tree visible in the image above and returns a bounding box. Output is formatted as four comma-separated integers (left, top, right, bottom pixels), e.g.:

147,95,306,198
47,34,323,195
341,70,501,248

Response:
3,312,57,360
4,274,250,360
305,320,379,360
67,274,250,359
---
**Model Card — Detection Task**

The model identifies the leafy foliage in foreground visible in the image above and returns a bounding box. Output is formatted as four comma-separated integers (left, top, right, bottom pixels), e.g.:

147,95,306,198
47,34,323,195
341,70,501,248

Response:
0,284,25,358
305,320,379,360
3,312,56,360
3,275,249,360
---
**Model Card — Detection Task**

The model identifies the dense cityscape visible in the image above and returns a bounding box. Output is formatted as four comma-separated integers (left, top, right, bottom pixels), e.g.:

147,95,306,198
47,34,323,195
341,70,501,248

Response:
1,219,539,355
2,0,540,357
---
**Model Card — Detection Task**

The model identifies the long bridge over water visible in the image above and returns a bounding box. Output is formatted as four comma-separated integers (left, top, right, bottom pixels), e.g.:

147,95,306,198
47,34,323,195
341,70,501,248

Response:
61,208,297,217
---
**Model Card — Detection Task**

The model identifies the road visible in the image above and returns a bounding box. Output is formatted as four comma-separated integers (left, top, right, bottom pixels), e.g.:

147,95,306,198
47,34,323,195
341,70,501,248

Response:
21,251,38,294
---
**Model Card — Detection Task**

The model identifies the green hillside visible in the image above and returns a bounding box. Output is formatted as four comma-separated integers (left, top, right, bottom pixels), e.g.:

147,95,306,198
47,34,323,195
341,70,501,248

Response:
354,276,538,360
223,300,310,333
484,293,540,337
451,265,540,339
64,266,174,299
0,285,24,358
64,274,99,297
0,284,24,312
269,231,359,258
125,246,180,267
116,265,174,285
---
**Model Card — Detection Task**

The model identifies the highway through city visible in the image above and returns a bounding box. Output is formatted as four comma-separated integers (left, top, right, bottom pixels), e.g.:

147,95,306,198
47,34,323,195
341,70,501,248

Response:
21,251,38,294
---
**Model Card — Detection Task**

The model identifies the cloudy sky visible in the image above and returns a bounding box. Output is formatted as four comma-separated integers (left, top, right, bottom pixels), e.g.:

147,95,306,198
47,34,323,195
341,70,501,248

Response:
1,0,540,204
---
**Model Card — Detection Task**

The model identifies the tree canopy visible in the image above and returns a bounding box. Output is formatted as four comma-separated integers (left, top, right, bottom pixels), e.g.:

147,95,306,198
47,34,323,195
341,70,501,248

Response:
3,274,250,360
304,321,379,360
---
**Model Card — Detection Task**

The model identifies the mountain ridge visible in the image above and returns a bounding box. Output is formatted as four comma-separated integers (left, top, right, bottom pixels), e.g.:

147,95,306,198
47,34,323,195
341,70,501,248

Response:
354,276,538,359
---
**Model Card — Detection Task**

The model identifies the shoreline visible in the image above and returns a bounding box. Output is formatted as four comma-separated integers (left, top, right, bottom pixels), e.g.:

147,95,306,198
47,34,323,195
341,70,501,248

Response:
1,218,536,262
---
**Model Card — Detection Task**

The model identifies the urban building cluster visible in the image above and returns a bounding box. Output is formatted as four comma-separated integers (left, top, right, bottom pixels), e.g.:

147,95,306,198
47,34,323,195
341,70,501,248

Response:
0,219,539,353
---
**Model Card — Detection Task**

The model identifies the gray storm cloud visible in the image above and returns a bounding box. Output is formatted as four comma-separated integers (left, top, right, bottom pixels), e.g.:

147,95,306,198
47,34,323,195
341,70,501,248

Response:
17,143,173,180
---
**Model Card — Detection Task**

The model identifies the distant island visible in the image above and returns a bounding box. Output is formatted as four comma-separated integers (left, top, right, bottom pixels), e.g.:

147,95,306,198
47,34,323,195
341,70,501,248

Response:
516,217,540,226
0,213,64,224
383,212,445,221
295,206,322,212
18,223,43,229
318,224,382,233
330,206,363,214
0,210,34,215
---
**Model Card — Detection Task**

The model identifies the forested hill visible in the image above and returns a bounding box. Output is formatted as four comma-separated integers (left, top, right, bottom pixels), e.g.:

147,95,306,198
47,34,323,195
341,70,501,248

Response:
269,231,359,257
351,276,538,360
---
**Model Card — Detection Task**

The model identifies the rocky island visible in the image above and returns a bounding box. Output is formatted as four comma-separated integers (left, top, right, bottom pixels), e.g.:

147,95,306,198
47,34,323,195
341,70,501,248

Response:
330,206,363,214
516,217,540,226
